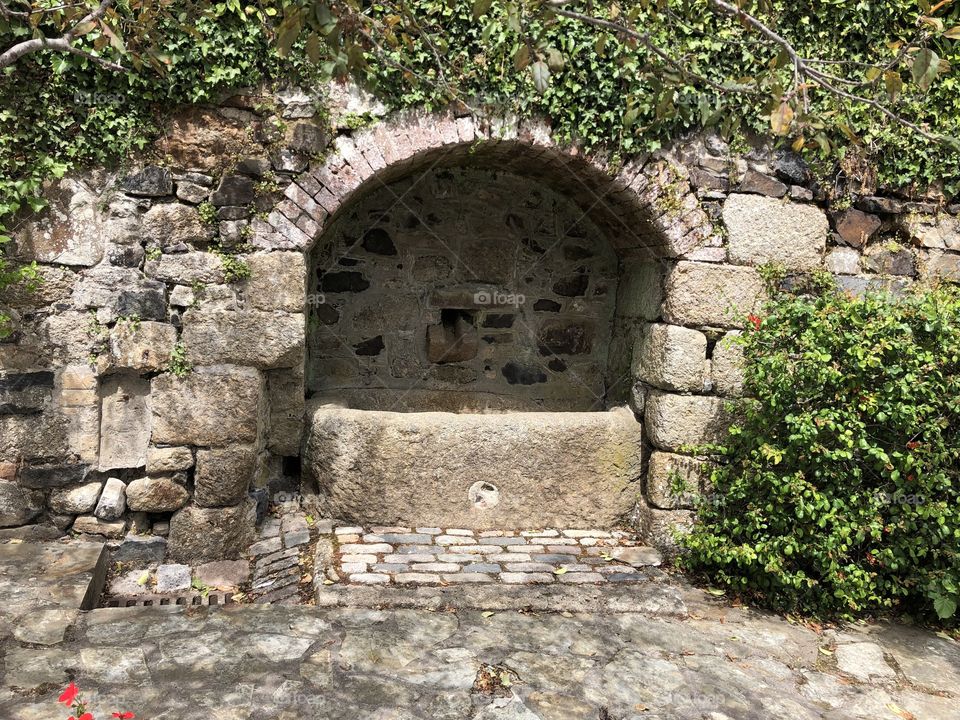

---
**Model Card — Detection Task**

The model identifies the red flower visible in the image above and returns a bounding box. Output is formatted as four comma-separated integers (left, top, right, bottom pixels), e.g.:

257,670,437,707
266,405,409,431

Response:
747,313,762,331
59,683,80,706
906,441,921,450
69,714,93,720
113,713,135,719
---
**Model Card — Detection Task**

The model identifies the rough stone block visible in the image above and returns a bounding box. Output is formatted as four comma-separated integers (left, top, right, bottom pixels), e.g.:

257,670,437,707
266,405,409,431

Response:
633,323,707,393
711,331,745,397
155,563,192,592
107,321,177,373
304,404,643,529
150,366,263,447
0,481,44,527
146,446,194,474
13,176,106,267
825,247,860,275
723,193,827,270
145,251,224,284
49,481,103,515
181,310,304,369
94,477,126,520
924,251,960,281
266,368,304,456
646,451,713,510
72,515,127,538
243,252,306,313
125,476,190,512
615,261,664,321
99,373,151,471
662,261,765,329
142,203,212,247
194,446,256,507
72,266,166,322
644,390,735,452
168,500,257,563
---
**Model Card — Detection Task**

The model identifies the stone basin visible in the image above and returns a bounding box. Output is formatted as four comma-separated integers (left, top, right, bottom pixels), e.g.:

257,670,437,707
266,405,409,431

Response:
302,403,643,529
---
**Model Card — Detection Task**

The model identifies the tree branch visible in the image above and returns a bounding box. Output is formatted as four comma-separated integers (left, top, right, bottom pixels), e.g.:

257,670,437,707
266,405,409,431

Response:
0,0,123,71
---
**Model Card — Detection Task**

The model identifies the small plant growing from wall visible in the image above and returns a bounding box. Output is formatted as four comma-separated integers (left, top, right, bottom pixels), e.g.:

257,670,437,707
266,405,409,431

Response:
168,341,192,378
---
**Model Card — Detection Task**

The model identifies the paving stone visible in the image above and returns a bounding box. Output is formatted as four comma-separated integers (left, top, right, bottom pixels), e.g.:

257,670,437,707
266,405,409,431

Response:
488,553,531,562
393,544,438,554
373,563,407,572
445,529,475,536
478,537,521,546
394,573,441,583
521,529,559,537
501,572,555,584
283,530,312,548
835,642,897,682
463,563,501,573
335,526,363,535
350,573,390,584
412,563,461,572
415,527,442,534
509,545,540,553
341,562,368,573
436,535,474,545
155,564,192,592
249,536,283,557
545,546,581,554
340,543,392,554
438,553,477,562
341,554,377,564
442,573,494,583
370,526,411,533
505,562,556,572
364,533,433,544
384,553,435,563
195,560,249,590
558,572,605,583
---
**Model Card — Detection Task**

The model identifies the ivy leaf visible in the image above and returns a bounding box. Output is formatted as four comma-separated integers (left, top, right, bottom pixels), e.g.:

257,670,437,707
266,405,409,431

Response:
513,45,530,71
545,47,564,72
770,101,794,136
472,0,493,19
933,594,957,619
884,71,903,101
530,60,550,93
911,48,940,91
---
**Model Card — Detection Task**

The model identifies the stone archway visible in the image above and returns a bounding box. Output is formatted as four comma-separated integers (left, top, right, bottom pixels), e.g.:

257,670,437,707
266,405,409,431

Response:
252,111,718,531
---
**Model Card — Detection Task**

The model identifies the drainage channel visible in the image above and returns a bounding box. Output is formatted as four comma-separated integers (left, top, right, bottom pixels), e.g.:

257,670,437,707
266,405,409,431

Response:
102,592,236,608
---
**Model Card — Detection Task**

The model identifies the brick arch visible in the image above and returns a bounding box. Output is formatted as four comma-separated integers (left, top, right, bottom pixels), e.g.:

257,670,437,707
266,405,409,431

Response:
251,111,715,259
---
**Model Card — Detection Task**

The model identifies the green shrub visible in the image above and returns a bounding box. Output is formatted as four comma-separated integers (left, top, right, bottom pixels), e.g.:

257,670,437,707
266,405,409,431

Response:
680,284,960,623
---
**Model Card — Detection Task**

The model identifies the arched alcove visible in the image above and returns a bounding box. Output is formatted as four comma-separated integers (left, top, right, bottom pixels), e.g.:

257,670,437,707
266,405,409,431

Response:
266,112,716,529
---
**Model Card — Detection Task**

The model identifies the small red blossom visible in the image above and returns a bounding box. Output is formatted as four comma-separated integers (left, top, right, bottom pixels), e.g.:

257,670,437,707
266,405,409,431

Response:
113,713,135,719
747,313,762,331
906,441,921,450
59,683,80,706
68,714,93,720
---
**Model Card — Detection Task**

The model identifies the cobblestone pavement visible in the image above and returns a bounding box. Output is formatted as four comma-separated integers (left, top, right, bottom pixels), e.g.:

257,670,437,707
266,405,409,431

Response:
2,600,959,720
320,526,661,587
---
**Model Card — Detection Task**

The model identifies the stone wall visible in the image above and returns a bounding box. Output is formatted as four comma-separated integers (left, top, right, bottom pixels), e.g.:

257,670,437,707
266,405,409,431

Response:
307,166,619,411
0,83,957,559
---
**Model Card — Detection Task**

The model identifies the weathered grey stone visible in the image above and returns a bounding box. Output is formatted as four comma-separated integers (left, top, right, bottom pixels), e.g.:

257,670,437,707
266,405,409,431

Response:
711,331,745,397
835,642,896,682
646,452,712,510
155,563,192,592
146,446,194,474
49,481,103,515
176,181,209,204
644,390,735,452
99,373,151,471
125,476,190,512
615,262,663,321
106,320,177,373
168,500,257,563
0,480,44,527
637,506,694,558
304,404,643,529
150,366,262,446
244,252,306,312
194,446,256,507
123,166,172,196
13,176,106,267
266,368,305,456
662,261,765,329
145,251,224,284
72,266,166,322
181,310,304,369
738,170,787,198
142,203,212,247
825,247,860,275
907,214,960,250
18,463,86,489
863,244,916,276
94,477,126,520
113,533,166,565
168,284,196,307
72,515,127,538
633,323,707,393
211,175,255,206
924,251,960,281
195,559,249,590
723,194,827,270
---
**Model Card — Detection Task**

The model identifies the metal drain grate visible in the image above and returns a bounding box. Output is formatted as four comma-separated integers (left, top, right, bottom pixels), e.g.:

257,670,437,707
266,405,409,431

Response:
102,592,236,608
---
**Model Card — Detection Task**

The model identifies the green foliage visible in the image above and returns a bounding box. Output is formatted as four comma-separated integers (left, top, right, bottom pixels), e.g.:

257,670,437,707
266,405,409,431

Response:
341,0,960,193
213,248,250,282
168,340,192,377
197,201,218,225
679,284,960,623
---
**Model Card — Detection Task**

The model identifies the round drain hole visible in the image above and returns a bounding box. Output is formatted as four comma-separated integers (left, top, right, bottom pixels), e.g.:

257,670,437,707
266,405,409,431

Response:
469,481,500,509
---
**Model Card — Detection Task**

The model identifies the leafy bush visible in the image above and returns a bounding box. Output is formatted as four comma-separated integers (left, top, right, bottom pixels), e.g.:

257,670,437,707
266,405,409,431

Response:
680,284,960,623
